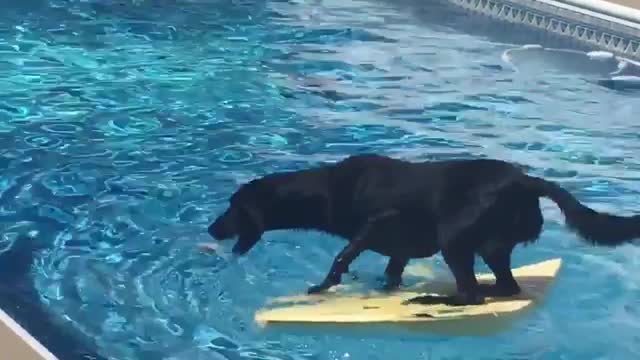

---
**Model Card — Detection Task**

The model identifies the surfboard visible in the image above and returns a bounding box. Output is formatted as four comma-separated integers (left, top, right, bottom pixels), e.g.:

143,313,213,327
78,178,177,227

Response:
254,258,562,336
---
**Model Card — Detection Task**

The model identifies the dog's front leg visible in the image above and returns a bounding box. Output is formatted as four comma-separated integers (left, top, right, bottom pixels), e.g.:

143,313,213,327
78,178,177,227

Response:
306,241,366,294
307,210,398,294
403,248,484,306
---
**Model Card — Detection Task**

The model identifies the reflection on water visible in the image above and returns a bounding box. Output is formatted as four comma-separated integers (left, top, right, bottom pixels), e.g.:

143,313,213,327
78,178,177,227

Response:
503,44,640,91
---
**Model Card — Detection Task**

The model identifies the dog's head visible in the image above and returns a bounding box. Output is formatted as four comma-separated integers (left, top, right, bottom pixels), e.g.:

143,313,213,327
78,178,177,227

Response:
208,179,269,255
208,168,330,255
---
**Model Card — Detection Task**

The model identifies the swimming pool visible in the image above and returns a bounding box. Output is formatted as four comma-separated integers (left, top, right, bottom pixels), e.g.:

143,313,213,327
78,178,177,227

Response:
2,0,640,358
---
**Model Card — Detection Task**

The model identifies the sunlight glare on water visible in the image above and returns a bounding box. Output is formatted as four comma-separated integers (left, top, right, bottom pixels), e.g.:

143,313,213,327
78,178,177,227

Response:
0,0,639,359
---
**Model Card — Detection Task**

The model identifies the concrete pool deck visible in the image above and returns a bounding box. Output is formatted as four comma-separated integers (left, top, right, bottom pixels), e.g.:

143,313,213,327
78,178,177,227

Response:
0,307,57,360
605,0,640,8
1,0,639,359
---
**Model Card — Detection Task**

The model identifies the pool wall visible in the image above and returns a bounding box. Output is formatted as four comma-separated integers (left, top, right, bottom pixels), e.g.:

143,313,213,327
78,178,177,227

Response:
1,0,639,359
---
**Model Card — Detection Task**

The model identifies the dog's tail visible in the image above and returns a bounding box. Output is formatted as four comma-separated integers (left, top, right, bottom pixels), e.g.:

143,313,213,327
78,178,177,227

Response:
521,175,640,246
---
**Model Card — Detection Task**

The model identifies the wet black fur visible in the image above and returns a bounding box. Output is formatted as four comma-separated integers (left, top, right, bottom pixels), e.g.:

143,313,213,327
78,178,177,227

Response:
208,154,640,306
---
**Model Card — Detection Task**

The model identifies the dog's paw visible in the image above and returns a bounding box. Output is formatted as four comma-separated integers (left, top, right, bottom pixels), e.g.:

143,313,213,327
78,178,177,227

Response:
444,293,485,306
402,295,447,305
402,293,485,307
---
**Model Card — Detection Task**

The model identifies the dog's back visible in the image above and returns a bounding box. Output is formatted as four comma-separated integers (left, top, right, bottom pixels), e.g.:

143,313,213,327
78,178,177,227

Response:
329,153,521,191
325,154,431,215
246,154,525,232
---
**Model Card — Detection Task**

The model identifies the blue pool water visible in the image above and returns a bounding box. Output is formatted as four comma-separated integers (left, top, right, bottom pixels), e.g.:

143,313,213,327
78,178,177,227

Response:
2,0,640,359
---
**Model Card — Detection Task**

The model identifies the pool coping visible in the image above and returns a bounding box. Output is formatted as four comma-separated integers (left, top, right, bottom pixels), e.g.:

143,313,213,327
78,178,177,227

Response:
449,0,640,60
561,0,640,26
0,307,58,360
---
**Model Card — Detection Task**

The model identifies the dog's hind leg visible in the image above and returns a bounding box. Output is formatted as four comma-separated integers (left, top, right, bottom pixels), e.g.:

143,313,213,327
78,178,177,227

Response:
440,247,485,305
307,210,399,294
477,193,541,297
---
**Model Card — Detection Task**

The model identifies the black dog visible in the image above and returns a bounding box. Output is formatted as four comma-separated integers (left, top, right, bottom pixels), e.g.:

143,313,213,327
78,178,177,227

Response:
208,154,640,306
